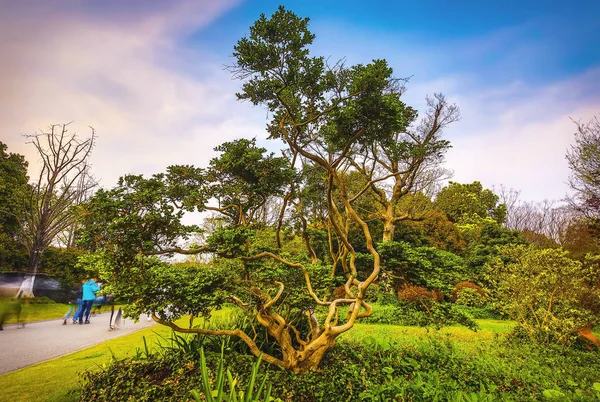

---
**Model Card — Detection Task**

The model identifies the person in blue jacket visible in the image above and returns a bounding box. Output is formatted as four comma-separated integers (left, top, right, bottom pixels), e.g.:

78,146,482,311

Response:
77,278,101,324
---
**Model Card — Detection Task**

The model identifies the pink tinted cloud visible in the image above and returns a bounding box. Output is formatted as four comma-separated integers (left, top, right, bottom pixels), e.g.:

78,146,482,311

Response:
0,0,267,188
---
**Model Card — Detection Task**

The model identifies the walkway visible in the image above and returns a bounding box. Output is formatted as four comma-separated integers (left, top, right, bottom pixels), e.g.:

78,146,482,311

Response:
0,312,156,374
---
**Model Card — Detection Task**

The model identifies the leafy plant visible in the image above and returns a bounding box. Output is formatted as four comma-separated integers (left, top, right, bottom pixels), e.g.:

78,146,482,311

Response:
188,345,280,402
455,288,487,308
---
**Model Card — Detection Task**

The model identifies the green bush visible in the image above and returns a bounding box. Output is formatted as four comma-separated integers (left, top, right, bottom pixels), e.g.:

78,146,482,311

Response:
486,246,600,350
79,334,600,401
452,303,508,320
362,302,478,330
455,287,487,308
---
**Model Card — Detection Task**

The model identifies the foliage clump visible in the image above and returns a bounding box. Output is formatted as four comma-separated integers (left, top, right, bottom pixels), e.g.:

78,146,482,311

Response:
397,283,444,304
451,281,487,307
487,245,600,349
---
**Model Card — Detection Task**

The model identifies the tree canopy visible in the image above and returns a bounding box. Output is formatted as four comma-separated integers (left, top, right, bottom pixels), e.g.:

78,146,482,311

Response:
434,181,506,225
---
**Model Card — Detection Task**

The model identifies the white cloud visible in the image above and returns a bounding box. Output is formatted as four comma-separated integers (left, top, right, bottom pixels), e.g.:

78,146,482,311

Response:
0,0,265,188
443,68,600,202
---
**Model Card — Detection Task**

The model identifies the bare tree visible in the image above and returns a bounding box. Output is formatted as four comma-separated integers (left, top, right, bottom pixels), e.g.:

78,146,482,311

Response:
495,184,521,229
566,116,600,222
502,195,573,245
16,123,96,298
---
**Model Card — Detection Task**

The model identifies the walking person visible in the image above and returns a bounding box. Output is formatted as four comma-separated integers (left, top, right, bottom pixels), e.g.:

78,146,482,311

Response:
0,298,23,330
62,298,82,325
77,278,101,324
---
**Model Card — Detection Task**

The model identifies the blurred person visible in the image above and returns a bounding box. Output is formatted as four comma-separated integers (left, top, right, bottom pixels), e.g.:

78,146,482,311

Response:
63,298,82,325
90,294,114,316
0,298,23,330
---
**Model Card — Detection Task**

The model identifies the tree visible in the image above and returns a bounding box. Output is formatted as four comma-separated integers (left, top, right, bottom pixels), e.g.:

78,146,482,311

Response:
16,123,96,297
463,220,526,284
0,142,29,271
393,210,466,255
566,116,600,240
347,93,458,242
560,218,600,261
503,197,571,245
378,240,467,294
434,181,506,225
80,7,457,372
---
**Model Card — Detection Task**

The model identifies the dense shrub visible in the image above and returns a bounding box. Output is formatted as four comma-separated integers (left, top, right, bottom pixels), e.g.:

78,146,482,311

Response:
378,241,467,294
451,281,485,301
79,334,600,401
361,302,478,330
452,303,508,320
487,246,600,350
454,288,487,308
397,283,444,304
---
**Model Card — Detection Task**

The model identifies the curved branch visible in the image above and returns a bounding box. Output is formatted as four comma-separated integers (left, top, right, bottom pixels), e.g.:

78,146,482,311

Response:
151,312,285,367
243,252,331,306
144,246,214,256
230,295,250,307
264,281,285,309
288,322,308,348
323,298,355,332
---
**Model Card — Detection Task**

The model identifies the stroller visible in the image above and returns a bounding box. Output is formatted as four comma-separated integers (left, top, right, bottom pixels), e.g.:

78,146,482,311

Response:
91,295,114,316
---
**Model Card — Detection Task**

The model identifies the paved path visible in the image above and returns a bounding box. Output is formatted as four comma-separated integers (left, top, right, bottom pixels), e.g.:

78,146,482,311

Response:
0,312,156,374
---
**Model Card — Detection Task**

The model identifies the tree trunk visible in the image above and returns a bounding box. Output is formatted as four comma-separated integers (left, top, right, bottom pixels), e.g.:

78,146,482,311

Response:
280,333,336,372
17,238,44,298
382,218,395,242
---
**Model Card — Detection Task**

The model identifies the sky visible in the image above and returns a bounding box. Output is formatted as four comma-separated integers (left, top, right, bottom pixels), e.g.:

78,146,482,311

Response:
1,0,599,204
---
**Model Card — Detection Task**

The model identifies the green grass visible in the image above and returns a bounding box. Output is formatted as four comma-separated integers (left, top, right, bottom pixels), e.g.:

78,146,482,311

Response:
0,315,512,402
0,302,70,324
0,302,125,325
0,307,593,402
0,317,189,402
340,319,515,350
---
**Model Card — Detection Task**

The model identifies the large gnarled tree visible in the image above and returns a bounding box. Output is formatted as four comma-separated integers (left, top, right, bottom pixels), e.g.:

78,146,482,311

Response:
80,7,458,372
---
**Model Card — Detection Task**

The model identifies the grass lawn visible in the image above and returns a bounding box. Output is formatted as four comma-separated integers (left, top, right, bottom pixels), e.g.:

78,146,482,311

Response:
340,319,515,350
0,307,595,402
0,318,187,402
0,315,512,402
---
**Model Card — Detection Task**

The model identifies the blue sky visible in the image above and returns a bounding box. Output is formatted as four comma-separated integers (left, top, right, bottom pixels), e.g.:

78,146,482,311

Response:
194,1,600,83
1,0,599,204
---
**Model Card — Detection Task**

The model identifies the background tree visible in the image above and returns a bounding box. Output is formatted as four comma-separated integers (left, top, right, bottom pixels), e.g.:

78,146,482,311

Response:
560,218,600,261
566,115,600,241
463,220,526,285
434,181,506,225
486,245,600,349
346,93,458,242
0,142,29,271
16,123,96,297
393,209,466,255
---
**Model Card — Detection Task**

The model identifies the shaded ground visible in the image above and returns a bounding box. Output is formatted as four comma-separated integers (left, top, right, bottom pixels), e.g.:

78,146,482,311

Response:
0,312,155,374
